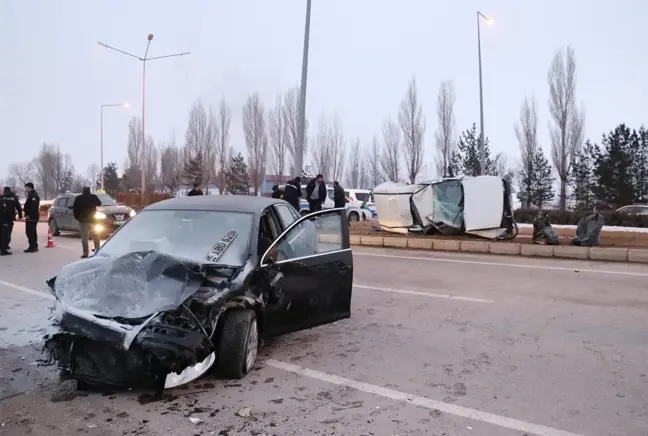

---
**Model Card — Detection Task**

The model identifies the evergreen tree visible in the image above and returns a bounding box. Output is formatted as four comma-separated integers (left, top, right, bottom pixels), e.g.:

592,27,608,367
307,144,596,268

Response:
102,162,121,197
630,125,648,202
594,124,635,207
447,123,499,177
569,140,599,210
184,152,203,185
226,152,250,195
517,148,554,208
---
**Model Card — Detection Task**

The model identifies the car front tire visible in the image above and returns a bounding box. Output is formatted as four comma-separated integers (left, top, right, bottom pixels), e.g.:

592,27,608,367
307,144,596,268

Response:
348,211,360,224
216,309,259,379
49,219,61,236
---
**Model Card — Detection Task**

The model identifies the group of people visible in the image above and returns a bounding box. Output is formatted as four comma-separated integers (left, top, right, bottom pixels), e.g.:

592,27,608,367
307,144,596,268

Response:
272,175,347,212
0,183,41,256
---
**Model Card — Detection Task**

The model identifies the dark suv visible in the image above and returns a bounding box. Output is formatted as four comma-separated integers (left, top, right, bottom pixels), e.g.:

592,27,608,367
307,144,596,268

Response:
48,192,136,237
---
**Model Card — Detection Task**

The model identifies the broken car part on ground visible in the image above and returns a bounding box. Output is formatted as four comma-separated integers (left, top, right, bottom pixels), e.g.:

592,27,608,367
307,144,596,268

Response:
372,175,518,240
42,196,354,391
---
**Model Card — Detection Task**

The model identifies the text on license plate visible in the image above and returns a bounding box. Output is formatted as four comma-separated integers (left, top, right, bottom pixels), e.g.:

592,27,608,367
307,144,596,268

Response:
113,220,125,225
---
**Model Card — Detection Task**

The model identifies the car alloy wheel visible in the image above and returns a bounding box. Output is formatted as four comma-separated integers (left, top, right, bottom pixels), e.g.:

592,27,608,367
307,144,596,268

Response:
244,319,259,373
348,212,359,223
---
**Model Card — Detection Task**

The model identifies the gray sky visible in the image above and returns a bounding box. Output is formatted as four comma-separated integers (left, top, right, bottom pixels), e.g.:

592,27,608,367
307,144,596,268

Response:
1,0,647,179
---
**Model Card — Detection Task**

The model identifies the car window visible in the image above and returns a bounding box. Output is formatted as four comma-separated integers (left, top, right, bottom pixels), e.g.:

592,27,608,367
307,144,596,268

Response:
327,189,333,200
618,206,635,214
354,193,369,202
52,198,60,207
98,210,254,266
97,194,117,206
269,211,343,263
62,197,72,207
637,206,648,214
275,204,297,229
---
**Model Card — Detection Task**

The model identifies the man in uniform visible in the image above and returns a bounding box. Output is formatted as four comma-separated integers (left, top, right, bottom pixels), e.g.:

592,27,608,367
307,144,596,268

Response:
0,187,23,255
23,182,40,253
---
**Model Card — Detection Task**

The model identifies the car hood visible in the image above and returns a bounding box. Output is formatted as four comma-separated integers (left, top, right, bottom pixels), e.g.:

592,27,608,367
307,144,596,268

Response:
47,251,206,319
98,205,132,214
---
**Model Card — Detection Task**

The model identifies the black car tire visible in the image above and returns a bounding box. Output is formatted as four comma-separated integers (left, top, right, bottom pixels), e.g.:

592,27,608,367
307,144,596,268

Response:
348,211,360,224
216,309,258,379
49,219,61,236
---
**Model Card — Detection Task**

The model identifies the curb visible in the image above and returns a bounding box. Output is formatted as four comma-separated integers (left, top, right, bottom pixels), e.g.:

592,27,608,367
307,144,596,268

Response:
342,235,648,264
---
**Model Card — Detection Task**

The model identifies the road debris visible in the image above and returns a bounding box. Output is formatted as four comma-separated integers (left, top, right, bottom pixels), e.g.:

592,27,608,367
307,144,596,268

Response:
189,417,204,425
237,407,251,417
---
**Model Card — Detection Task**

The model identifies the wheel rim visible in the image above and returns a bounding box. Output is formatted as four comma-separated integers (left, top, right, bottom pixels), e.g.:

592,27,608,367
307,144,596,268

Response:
245,319,258,372
349,213,359,222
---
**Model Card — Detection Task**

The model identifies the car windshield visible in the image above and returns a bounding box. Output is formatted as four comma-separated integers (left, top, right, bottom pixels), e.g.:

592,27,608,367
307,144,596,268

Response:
97,194,117,206
98,210,253,265
354,193,369,202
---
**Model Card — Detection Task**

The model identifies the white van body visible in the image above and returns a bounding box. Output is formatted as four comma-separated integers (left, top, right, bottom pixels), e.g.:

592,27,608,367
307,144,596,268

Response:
372,176,517,240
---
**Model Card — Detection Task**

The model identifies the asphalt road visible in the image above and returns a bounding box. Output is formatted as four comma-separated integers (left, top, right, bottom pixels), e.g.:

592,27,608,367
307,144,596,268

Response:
1,221,648,436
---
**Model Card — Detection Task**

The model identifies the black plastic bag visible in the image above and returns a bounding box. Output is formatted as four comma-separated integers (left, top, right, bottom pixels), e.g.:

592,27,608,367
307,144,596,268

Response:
572,213,604,246
532,213,560,245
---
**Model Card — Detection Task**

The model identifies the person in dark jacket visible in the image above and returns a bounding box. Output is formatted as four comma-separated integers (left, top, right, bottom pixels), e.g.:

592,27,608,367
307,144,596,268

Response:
271,184,284,199
306,174,327,213
23,182,40,253
282,177,302,211
71,187,102,258
333,181,347,208
0,187,23,255
187,183,203,196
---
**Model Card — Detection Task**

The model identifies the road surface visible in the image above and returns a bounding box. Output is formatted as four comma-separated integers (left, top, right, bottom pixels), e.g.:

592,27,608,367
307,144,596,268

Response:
1,221,647,436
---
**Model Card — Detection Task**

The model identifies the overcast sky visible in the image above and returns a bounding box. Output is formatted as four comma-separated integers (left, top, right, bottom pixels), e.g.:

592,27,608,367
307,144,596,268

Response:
1,0,647,180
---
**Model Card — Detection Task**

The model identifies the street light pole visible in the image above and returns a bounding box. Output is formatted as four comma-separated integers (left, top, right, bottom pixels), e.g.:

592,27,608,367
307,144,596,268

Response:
477,11,493,176
100,103,130,191
98,36,190,194
294,0,312,178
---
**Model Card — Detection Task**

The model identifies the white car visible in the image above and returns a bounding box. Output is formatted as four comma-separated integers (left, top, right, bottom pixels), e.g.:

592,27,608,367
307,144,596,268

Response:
344,189,376,221
277,183,371,223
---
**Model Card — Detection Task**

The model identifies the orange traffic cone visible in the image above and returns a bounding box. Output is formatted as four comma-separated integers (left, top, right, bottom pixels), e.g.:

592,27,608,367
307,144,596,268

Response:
46,229,55,248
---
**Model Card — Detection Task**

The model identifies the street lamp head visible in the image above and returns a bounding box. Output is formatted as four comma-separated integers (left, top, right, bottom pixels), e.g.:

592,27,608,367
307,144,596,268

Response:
485,17,494,25
123,102,131,109
148,34,154,41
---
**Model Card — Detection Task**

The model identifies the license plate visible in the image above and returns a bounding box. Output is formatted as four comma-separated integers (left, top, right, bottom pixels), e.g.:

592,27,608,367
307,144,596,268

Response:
113,220,125,225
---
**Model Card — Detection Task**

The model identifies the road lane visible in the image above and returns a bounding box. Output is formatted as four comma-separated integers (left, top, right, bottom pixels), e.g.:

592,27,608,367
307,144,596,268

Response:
1,239,647,435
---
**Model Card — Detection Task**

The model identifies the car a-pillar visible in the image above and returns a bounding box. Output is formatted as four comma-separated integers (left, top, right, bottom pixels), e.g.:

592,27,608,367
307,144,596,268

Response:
214,305,264,379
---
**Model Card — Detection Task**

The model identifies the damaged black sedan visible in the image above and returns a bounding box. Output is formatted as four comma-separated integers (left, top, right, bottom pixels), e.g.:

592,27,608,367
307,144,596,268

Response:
43,196,353,390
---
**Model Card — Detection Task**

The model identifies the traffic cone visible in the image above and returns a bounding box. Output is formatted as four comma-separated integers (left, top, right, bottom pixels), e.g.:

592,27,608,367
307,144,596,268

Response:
46,229,55,248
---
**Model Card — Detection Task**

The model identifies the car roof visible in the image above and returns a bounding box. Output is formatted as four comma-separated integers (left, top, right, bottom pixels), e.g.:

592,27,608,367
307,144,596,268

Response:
144,195,287,213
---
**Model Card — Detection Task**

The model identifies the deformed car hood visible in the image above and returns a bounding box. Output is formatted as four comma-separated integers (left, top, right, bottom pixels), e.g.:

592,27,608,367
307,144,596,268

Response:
98,205,132,214
47,251,206,319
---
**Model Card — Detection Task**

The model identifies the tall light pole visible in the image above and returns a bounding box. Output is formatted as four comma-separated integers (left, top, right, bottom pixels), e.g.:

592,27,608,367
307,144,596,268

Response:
98,35,190,194
477,11,493,175
100,102,130,191
294,0,312,178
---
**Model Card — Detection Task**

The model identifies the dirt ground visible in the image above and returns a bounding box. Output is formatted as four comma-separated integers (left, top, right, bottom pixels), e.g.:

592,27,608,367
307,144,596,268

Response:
349,221,648,249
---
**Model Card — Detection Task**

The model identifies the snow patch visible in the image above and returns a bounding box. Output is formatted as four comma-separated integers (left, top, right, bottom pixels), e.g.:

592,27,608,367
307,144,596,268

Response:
517,223,648,233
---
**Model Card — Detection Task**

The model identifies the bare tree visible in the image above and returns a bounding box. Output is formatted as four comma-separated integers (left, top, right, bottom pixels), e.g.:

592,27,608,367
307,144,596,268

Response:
381,118,401,182
127,117,143,170
434,80,456,178
329,115,346,182
268,94,287,176
242,93,269,195
548,46,583,211
142,136,158,188
86,164,100,189
515,95,539,208
215,98,232,193
32,143,73,198
399,76,426,183
369,136,383,188
311,114,332,180
346,138,361,187
159,140,182,194
9,162,35,186
184,100,217,190
282,86,309,173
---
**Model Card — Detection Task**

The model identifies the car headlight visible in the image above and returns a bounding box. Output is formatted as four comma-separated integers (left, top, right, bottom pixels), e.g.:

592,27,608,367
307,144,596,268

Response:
129,210,136,217
95,212,107,219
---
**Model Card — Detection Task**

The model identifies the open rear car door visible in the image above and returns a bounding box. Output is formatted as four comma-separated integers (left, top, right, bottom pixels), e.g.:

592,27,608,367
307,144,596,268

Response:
261,208,353,337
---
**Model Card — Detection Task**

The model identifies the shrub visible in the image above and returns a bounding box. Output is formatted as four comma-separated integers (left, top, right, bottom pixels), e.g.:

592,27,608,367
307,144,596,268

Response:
514,208,648,227
116,192,172,211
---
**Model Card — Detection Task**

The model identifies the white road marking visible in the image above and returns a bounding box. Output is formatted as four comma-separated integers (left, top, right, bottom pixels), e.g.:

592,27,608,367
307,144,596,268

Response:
354,251,648,277
267,359,583,436
354,284,493,303
0,280,54,301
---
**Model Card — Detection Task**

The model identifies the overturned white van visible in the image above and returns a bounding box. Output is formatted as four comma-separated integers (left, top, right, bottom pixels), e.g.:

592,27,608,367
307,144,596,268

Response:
372,175,518,240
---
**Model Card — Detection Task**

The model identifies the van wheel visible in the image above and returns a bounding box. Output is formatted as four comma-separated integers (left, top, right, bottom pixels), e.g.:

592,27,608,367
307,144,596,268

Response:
348,212,360,224
49,219,61,236
216,309,258,379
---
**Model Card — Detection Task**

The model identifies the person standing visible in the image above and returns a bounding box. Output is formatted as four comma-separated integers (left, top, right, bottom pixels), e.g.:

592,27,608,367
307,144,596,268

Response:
282,177,302,211
306,174,326,213
71,187,102,259
187,183,203,196
333,181,346,208
0,187,23,255
23,182,40,253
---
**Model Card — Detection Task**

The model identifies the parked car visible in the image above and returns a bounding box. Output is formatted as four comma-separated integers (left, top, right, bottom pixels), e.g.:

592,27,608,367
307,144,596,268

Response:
615,205,648,215
43,196,353,389
48,192,136,237
344,188,377,221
